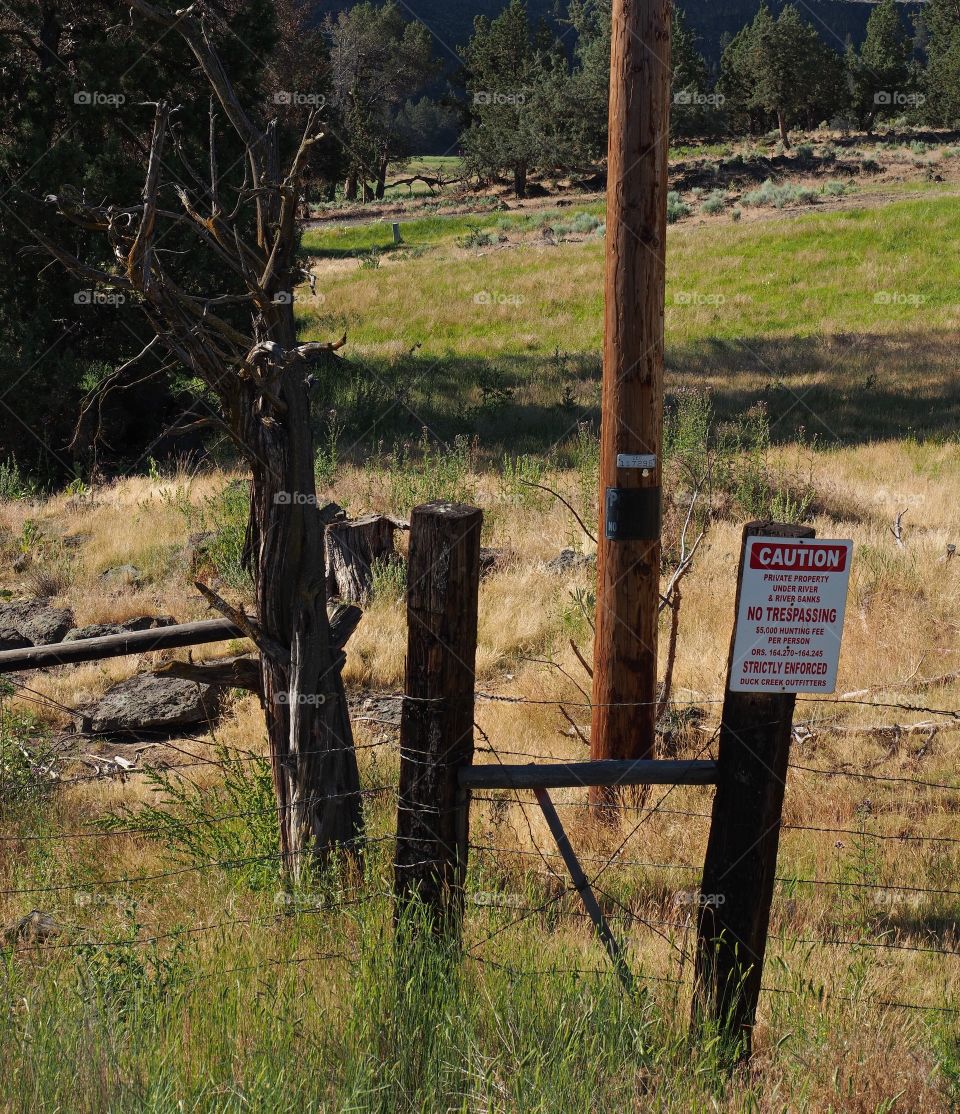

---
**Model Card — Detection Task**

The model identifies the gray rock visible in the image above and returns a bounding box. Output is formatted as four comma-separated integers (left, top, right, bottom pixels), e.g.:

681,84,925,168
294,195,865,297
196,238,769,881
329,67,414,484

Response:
64,624,128,642
4,910,60,945
84,673,223,736
479,547,507,578
98,564,142,587
0,599,74,645
0,626,31,652
64,615,177,642
545,548,595,574
61,533,93,550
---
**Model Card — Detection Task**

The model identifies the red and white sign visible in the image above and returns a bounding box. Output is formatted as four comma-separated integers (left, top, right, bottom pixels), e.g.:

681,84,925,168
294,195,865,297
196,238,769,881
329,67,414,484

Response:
730,537,853,693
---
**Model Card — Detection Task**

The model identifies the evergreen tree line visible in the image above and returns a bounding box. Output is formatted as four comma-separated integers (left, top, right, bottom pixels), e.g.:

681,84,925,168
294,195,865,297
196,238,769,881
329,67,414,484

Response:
460,0,956,189
1,0,958,478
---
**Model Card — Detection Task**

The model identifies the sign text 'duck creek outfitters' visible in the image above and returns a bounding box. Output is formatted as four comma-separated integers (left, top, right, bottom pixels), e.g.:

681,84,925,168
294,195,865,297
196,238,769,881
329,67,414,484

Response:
729,537,853,693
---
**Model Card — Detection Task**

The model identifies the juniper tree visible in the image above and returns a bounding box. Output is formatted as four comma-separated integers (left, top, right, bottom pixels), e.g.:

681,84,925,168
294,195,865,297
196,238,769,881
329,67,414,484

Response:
30,0,365,875
719,3,846,147
325,1,436,201
849,0,915,131
923,0,960,126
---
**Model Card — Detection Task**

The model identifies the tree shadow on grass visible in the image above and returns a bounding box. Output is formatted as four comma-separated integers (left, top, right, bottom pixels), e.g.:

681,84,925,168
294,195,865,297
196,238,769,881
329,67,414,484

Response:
669,331,960,445
318,329,959,461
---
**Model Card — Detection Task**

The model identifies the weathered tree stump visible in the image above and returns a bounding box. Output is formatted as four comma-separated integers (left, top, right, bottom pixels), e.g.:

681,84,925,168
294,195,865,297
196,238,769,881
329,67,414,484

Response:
325,514,407,603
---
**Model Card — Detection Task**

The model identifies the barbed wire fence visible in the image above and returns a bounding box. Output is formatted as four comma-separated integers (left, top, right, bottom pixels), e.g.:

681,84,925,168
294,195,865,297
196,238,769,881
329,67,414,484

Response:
2,514,960,1038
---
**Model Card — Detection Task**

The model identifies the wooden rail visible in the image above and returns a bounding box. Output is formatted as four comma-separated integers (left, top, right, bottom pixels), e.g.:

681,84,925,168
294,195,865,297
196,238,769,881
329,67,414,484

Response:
459,759,718,791
0,619,243,674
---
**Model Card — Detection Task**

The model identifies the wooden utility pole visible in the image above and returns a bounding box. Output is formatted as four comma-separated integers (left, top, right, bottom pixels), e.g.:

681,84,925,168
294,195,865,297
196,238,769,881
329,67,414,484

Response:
591,0,673,806
394,502,483,940
692,521,815,1057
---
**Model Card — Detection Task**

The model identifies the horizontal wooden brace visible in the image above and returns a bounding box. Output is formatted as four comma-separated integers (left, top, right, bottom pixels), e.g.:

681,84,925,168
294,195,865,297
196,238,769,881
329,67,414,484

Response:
458,759,718,791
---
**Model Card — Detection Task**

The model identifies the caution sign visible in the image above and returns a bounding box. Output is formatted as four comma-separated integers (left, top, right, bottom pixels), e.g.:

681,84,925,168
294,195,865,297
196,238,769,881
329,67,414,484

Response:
730,537,853,693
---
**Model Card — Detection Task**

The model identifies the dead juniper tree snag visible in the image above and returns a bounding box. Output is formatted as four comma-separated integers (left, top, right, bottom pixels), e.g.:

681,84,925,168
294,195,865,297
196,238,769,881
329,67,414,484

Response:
36,1,362,875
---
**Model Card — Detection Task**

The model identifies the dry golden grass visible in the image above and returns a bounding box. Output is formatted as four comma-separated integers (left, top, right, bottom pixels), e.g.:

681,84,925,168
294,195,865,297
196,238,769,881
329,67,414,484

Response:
3,177,960,1107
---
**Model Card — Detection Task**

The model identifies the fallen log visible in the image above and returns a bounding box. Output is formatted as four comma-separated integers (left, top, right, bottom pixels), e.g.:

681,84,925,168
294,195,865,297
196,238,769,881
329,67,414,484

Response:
0,618,242,675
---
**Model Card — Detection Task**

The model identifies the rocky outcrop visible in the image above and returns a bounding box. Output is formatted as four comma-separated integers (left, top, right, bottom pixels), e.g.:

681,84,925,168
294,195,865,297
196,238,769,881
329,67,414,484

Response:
64,615,176,642
81,673,223,736
0,599,74,646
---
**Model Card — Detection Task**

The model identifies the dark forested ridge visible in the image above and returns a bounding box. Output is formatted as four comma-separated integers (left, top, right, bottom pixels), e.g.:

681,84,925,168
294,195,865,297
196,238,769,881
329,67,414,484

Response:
314,0,925,62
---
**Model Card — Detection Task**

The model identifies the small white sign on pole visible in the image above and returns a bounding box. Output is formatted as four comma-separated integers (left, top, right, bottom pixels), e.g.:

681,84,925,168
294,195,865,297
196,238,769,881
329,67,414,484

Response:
730,537,853,694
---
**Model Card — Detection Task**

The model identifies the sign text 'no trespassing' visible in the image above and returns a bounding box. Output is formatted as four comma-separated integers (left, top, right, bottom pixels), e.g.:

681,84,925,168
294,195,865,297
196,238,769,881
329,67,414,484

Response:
729,537,853,693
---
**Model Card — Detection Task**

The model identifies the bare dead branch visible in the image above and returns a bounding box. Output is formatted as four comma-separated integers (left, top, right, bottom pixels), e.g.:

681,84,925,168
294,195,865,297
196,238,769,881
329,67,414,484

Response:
194,579,290,668
518,479,597,543
570,638,593,679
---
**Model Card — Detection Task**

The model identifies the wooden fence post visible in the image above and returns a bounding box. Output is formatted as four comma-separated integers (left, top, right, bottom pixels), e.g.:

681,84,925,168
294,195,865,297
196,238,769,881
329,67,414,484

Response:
394,501,482,940
692,521,815,1057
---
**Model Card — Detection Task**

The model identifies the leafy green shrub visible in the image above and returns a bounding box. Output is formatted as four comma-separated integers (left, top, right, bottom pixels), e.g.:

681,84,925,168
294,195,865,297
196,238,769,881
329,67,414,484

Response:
456,227,498,249
861,158,882,173
569,211,602,234
741,179,818,209
795,143,815,165
315,411,344,489
664,390,814,523
97,743,279,890
186,479,250,590
568,422,600,523
821,180,850,197
0,686,56,816
700,190,727,215
500,453,547,508
553,211,602,237
0,457,37,501
383,432,477,513
666,191,691,223
76,905,189,1022
357,248,381,269
370,555,407,601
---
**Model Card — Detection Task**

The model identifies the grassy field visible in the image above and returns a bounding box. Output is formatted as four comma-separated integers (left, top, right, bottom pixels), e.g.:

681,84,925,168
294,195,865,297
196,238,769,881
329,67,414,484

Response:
1,148,959,1110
